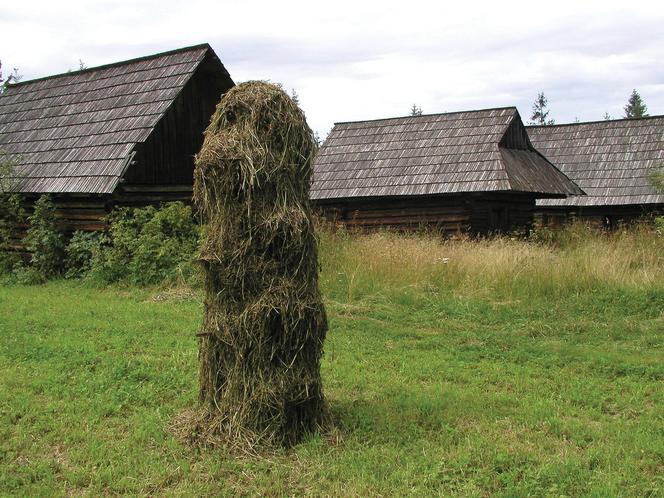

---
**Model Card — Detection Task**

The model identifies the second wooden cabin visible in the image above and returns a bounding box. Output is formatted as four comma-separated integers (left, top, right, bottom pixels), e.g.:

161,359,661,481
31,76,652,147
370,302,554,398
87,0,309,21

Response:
528,116,664,228
311,107,584,234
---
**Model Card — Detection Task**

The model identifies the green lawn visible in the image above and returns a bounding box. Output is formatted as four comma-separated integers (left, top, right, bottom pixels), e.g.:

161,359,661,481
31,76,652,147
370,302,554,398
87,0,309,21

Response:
1,231,663,496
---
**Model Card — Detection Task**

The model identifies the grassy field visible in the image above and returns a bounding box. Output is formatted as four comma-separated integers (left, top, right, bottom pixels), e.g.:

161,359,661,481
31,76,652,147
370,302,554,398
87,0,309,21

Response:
1,227,663,496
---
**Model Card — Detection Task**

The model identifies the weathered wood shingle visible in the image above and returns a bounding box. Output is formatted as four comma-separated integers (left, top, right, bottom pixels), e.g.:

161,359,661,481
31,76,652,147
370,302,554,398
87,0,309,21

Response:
312,107,583,200
0,44,231,194
528,117,664,207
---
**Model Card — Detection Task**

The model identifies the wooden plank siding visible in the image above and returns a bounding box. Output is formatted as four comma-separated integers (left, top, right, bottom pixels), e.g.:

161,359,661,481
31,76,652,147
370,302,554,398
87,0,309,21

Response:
317,193,537,235
123,54,227,187
467,194,536,234
534,204,664,229
316,195,472,235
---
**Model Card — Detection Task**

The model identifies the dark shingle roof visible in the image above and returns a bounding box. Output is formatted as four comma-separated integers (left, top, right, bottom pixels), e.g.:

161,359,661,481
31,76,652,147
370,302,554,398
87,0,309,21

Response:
528,116,664,207
311,107,583,200
0,44,228,194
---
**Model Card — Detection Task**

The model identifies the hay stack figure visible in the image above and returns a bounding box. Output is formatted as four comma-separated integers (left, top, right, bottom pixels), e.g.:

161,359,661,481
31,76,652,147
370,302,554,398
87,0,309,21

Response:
193,81,327,448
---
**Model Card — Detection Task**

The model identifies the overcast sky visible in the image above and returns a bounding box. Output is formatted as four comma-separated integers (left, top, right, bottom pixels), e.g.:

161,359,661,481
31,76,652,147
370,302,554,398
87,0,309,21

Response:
2,0,662,137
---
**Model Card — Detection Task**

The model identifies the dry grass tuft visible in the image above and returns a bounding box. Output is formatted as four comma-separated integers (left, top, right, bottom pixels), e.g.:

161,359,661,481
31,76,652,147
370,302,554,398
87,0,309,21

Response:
319,222,664,302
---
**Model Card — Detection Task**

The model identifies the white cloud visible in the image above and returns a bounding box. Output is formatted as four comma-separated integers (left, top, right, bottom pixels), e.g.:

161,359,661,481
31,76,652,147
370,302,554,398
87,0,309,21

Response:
1,0,663,134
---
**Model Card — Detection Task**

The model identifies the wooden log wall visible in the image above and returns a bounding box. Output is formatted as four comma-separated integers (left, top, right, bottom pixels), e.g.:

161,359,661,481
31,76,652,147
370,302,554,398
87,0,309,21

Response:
315,193,540,235
10,194,111,241
113,184,193,206
467,193,536,234
535,204,664,229
316,195,470,235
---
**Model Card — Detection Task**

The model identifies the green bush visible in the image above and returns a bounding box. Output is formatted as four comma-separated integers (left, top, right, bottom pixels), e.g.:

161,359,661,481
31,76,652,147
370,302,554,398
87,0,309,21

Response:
655,216,664,236
87,206,154,283
65,231,105,279
89,202,200,285
0,193,24,274
3,198,200,286
128,202,200,285
22,194,65,282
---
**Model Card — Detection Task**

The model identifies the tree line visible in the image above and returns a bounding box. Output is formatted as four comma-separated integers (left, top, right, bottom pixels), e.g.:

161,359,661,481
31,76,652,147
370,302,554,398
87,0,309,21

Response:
410,89,651,124
528,89,649,126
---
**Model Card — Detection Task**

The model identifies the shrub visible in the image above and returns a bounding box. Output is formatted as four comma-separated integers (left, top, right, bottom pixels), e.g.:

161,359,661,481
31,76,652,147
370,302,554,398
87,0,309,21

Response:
89,202,200,285
0,193,24,274
655,216,664,236
87,206,155,283
65,231,105,279
128,202,200,285
22,194,65,282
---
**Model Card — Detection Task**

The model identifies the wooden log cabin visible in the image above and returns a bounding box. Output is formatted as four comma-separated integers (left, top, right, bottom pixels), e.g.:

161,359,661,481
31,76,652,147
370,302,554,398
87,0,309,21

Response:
0,43,234,235
311,107,584,234
527,116,664,228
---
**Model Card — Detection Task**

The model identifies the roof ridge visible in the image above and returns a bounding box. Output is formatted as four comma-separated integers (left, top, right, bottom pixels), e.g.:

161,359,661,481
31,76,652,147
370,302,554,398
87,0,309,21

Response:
333,106,518,126
527,113,664,129
6,43,212,88
499,113,519,192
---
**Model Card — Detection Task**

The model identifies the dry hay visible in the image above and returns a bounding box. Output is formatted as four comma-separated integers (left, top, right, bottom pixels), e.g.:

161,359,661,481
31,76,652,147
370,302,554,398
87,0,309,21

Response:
188,81,328,449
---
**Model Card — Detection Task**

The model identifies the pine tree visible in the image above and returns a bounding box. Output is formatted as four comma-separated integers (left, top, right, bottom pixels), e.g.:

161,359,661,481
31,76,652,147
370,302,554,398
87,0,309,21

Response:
410,104,423,116
68,60,87,73
623,89,649,119
529,92,554,125
0,61,21,94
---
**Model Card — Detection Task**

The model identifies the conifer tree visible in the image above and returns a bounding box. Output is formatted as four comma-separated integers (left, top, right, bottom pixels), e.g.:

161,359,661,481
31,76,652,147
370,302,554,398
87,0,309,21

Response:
0,61,21,94
529,92,555,125
623,89,649,119
410,104,423,116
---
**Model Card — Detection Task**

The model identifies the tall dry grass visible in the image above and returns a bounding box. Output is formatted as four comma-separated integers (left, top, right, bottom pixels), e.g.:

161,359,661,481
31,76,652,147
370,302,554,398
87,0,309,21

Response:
318,222,664,304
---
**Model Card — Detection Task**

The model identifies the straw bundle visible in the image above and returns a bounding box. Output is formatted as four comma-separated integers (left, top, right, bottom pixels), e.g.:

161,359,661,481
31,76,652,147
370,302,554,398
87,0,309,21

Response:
191,81,327,448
